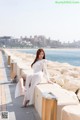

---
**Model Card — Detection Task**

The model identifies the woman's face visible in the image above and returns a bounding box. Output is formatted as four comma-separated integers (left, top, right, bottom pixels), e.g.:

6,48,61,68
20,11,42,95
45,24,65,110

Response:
38,51,44,60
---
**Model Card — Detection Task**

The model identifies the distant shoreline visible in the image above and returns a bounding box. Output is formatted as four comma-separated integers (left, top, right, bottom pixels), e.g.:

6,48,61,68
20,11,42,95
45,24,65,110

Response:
3,48,80,66
3,48,80,51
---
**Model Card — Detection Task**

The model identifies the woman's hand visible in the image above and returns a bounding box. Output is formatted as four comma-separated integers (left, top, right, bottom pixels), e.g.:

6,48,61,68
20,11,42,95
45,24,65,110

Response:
47,80,53,84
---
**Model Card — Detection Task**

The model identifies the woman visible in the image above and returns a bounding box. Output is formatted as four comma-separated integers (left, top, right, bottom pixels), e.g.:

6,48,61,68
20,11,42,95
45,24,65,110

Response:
21,48,53,107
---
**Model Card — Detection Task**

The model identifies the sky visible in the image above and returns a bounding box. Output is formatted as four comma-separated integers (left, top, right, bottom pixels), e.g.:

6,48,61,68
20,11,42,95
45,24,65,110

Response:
0,0,80,43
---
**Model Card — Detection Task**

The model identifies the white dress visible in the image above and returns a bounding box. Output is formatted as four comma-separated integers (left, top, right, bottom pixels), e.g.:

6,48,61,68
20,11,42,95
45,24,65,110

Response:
15,59,49,104
24,59,49,105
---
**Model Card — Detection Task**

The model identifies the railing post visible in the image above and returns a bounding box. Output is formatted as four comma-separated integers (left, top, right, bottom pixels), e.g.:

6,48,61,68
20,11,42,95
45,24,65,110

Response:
42,92,57,120
8,55,10,65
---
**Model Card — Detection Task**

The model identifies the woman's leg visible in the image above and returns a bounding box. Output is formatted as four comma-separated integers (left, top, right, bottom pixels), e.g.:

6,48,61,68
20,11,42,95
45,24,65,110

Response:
19,74,26,92
20,77,24,89
28,73,42,105
21,75,31,107
15,74,26,98
21,92,29,107
22,72,42,107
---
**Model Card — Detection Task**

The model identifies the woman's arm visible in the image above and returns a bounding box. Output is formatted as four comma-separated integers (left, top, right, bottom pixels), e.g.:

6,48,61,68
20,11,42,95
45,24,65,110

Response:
42,60,49,82
42,60,52,83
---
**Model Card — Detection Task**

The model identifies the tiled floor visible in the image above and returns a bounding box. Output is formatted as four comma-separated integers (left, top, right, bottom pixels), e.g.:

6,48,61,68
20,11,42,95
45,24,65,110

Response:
0,51,40,120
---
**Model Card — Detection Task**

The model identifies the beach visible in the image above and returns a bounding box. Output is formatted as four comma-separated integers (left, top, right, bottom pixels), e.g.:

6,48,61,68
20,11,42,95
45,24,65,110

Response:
8,48,80,66
7,49,80,93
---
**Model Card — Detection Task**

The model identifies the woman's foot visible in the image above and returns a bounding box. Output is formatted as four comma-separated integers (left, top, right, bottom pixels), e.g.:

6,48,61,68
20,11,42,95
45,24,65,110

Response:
21,100,30,108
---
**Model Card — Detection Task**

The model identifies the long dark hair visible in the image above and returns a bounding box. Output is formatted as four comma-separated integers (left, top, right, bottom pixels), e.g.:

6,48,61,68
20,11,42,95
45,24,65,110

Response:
31,48,45,67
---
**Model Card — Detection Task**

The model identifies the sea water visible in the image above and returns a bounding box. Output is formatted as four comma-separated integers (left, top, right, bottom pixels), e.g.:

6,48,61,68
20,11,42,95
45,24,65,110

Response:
17,49,80,66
